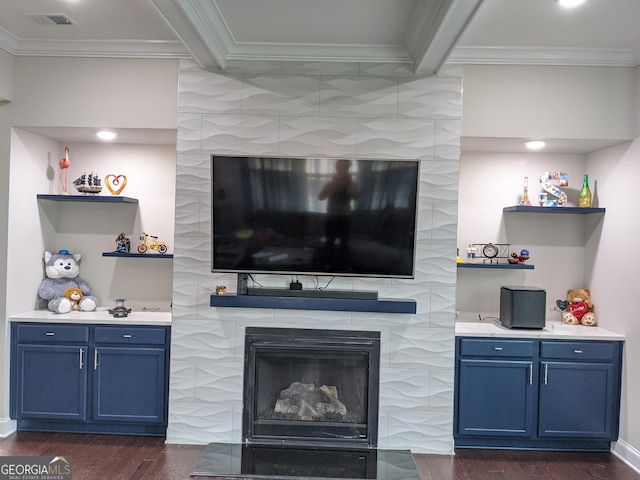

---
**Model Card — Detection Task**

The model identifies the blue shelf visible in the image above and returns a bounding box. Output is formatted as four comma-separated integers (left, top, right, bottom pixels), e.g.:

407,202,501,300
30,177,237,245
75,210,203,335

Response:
457,263,534,270
503,205,605,214
37,194,138,204
102,252,173,258
210,294,416,314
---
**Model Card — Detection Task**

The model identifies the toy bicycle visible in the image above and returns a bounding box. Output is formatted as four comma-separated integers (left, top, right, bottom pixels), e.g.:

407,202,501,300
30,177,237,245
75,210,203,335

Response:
138,232,169,254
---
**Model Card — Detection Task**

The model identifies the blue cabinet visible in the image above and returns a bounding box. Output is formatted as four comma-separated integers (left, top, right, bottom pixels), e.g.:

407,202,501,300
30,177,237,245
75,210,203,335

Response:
454,336,623,450
11,322,170,436
457,359,534,437
15,344,88,421
93,346,166,423
538,341,620,440
93,326,167,424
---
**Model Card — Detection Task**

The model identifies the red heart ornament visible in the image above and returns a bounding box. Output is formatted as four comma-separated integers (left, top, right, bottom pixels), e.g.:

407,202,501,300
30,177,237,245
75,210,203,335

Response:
568,301,588,320
105,174,127,195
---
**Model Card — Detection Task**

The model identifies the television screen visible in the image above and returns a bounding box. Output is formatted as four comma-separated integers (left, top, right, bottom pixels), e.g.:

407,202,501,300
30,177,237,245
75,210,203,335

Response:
211,156,419,278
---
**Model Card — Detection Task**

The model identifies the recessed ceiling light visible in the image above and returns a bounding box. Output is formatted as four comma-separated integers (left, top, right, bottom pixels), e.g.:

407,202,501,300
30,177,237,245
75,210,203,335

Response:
96,130,118,141
558,0,586,8
524,140,547,150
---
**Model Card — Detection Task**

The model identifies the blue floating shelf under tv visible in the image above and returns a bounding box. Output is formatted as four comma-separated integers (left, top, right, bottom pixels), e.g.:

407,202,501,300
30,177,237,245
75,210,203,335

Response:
210,294,416,314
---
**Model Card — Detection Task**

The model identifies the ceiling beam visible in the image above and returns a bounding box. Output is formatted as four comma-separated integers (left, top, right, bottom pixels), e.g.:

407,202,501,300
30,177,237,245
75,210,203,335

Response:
409,0,483,75
150,0,225,69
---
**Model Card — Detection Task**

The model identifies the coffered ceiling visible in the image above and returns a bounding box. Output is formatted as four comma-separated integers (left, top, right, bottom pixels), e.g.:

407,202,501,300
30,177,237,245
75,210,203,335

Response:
2,0,640,150
1,0,639,73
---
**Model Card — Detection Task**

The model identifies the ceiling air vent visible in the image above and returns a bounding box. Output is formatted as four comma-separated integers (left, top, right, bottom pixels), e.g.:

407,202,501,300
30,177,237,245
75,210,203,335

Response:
27,14,75,26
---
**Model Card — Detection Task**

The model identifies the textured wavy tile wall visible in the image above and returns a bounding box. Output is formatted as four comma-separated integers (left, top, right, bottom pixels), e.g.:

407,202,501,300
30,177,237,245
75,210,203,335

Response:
168,58,461,454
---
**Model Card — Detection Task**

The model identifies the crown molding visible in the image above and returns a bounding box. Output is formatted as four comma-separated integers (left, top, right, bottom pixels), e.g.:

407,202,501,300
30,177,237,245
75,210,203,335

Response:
224,43,411,64
9,40,188,58
449,45,640,67
0,26,189,59
0,28,19,55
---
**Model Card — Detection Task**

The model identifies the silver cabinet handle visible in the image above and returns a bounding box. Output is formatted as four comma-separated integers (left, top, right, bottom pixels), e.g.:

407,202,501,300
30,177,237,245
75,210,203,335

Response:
543,363,549,385
123,334,132,339
46,332,55,336
79,348,84,369
529,363,533,385
493,347,503,351
94,349,99,370
574,349,583,354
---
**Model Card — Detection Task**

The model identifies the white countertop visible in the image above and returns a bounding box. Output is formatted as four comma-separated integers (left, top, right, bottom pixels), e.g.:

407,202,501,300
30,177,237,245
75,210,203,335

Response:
10,309,172,326
455,319,624,341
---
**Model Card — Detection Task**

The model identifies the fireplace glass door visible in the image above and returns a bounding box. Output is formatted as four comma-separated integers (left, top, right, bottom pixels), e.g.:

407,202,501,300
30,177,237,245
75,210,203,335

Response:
243,328,380,449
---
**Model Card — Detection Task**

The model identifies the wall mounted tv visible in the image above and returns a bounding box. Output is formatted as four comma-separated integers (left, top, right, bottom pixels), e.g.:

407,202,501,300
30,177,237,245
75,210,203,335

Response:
211,155,420,278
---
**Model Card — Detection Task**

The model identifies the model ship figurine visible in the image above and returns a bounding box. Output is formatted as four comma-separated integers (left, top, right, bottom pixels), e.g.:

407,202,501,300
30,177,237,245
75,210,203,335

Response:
73,172,102,194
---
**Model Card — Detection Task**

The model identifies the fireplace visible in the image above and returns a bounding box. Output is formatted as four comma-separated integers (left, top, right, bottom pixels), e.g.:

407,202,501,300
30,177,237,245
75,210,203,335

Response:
243,327,380,449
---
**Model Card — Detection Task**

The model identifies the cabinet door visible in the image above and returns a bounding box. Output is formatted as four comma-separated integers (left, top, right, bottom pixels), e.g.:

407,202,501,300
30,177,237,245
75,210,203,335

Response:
457,359,534,437
92,346,166,424
15,344,88,420
538,361,616,439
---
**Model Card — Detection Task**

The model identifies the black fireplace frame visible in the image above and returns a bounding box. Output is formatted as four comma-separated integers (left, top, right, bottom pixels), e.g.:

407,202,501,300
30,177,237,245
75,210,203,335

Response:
242,327,381,450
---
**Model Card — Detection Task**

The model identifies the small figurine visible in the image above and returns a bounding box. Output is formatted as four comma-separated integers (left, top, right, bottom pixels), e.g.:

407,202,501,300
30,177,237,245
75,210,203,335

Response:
216,285,227,295
138,232,169,254
105,174,128,195
73,172,102,195
466,244,477,264
109,298,132,318
64,287,83,311
59,146,71,195
508,249,530,264
115,233,131,253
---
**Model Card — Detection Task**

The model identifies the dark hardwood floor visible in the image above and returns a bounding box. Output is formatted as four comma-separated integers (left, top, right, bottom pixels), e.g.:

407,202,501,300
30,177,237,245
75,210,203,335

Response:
0,432,639,480
414,449,640,480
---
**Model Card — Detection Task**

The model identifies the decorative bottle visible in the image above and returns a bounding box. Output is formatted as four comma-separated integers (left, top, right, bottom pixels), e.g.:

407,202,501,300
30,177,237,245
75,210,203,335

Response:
520,176,531,206
578,174,592,208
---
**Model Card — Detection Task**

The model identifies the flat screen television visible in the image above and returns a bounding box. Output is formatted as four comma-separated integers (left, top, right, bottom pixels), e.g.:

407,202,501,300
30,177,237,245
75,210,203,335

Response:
211,155,420,278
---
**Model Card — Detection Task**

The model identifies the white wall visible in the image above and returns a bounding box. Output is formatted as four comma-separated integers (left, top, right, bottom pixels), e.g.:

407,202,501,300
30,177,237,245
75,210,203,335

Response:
7,137,176,313
7,129,60,314
637,66,640,138
11,57,178,130
462,65,636,141
457,151,598,319
168,59,462,453
0,50,14,102
1,57,179,434
459,64,640,467
1,128,57,432
6,56,179,314
0,63,13,432
587,139,640,463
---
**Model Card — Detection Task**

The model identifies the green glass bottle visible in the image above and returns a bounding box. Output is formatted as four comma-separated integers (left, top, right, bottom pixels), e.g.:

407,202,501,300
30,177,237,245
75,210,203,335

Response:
578,174,592,208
